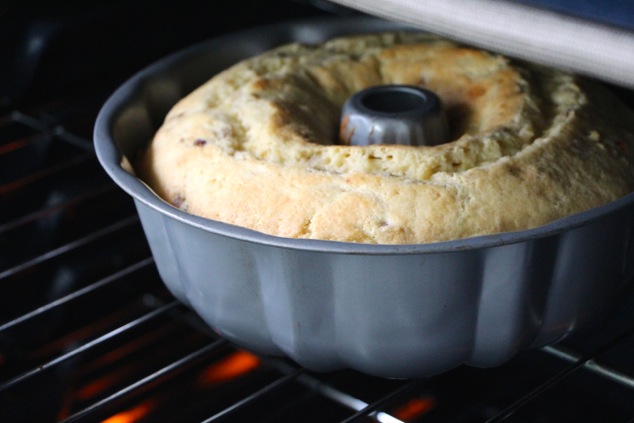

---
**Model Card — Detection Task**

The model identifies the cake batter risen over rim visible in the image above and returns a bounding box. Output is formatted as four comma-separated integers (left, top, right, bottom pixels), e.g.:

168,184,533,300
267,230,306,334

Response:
136,32,634,244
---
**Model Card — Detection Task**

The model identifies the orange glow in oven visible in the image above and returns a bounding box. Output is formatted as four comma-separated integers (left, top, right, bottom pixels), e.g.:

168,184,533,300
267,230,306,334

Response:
392,396,436,421
198,350,260,385
100,401,153,423
77,374,121,400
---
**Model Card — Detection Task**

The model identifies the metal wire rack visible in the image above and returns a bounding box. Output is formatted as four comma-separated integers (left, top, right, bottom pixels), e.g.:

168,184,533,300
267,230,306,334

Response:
1,10,634,421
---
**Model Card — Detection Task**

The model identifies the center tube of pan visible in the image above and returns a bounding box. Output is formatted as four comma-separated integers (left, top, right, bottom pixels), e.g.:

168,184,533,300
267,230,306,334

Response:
339,85,449,147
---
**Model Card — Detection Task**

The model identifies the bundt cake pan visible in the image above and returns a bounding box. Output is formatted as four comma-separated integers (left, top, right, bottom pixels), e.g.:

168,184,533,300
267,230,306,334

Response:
94,16,634,378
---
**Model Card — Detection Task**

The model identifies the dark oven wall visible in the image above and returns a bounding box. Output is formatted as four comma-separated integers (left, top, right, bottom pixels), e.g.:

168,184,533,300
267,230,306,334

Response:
0,0,346,107
2,1,634,422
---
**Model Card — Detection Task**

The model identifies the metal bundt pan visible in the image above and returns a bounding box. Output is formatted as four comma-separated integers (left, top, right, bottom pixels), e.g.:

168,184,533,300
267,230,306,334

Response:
94,16,634,378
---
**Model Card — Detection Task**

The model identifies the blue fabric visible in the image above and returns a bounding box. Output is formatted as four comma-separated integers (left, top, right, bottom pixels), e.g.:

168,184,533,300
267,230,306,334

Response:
511,0,634,31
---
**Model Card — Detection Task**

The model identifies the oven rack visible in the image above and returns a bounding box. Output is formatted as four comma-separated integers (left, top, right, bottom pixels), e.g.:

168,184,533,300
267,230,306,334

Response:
1,80,634,423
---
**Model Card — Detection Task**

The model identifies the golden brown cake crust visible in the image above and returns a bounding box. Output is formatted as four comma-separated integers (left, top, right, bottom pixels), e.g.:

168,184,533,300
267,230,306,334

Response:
136,33,634,244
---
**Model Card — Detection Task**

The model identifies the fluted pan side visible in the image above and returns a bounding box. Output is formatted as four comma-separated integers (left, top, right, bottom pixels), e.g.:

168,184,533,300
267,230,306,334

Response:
134,197,634,378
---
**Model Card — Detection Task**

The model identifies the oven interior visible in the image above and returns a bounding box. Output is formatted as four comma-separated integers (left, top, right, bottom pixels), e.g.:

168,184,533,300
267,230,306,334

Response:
1,0,634,421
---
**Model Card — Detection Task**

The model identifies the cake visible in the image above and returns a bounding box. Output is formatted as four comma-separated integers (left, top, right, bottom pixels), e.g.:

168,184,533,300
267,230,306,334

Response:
135,32,634,244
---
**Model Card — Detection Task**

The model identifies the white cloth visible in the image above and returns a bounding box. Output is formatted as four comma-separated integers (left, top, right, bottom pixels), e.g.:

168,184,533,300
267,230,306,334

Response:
328,0,634,88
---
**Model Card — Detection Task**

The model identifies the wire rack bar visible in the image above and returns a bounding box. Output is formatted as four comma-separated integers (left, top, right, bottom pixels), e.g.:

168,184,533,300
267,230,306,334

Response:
0,215,139,280
0,184,116,234
543,342,634,389
339,380,422,423
0,257,154,332
201,367,305,422
487,335,634,422
60,339,227,423
0,300,180,392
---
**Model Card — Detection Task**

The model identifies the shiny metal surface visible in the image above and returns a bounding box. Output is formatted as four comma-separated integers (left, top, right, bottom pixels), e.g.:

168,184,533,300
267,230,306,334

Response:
340,85,449,146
